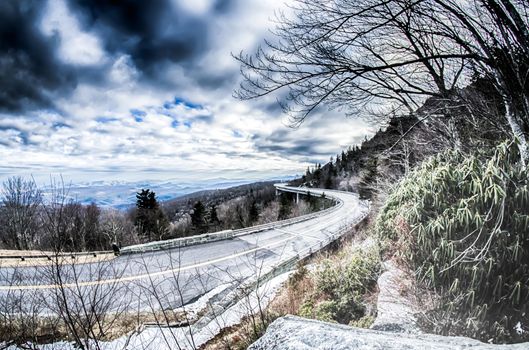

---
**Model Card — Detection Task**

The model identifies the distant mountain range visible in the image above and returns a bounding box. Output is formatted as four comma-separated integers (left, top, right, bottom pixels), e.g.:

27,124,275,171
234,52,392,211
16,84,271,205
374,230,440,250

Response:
41,176,298,209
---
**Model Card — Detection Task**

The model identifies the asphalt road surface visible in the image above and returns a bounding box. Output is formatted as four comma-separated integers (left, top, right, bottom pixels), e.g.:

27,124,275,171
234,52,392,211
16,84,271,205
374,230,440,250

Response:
0,186,368,315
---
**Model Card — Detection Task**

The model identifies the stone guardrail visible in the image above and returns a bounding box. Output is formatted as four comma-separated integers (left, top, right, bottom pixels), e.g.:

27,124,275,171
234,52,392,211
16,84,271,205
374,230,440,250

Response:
264,198,370,281
188,198,370,332
0,250,113,261
121,186,346,255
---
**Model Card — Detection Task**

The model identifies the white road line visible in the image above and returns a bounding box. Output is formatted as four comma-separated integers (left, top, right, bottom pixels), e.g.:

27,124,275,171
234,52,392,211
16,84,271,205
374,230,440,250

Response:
0,191,366,292
0,235,298,291
275,228,324,242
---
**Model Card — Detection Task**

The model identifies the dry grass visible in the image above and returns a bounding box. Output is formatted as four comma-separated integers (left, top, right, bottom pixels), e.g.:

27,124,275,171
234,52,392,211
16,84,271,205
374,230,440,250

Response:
202,221,379,349
0,308,193,347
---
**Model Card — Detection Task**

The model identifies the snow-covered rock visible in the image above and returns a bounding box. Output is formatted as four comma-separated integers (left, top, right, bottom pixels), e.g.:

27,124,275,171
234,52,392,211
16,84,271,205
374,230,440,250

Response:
370,260,420,333
248,315,528,349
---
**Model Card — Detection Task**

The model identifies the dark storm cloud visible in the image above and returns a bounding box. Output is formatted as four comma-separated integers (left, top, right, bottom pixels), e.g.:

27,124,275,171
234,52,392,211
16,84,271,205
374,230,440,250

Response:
252,130,331,158
213,0,236,13
68,0,210,77
0,0,76,112
0,0,245,114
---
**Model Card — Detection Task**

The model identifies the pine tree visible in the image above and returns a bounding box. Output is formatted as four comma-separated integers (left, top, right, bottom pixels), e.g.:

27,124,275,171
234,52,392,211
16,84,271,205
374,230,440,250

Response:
329,156,337,177
209,205,220,226
306,191,317,210
313,164,322,185
136,189,157,209
278,193,292,220
191,201,208,234
358,157,378,199
324,173,333,189
248,200,259,224
134,189,168,241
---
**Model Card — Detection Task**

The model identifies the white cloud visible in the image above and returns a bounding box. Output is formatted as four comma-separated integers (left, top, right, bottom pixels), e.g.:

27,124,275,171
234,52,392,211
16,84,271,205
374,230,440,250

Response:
176,0,212,15
40,0,106,65
1,0,373,186
109,55,139,85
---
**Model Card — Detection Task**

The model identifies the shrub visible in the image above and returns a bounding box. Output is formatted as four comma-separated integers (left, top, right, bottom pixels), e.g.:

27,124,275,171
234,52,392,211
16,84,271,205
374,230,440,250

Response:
376,141,529,343
315,249,379,297
313,300,338,323
313,248,380,324
349,315,375,328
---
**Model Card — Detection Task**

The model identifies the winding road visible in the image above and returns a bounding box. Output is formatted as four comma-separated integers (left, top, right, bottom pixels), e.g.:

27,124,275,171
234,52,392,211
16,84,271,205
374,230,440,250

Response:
0,186,368,315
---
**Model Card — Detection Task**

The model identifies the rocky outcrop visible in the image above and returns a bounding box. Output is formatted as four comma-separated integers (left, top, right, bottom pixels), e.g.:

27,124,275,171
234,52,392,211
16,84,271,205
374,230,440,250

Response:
248,315,527,349
249,260,529,349
370,260,420,333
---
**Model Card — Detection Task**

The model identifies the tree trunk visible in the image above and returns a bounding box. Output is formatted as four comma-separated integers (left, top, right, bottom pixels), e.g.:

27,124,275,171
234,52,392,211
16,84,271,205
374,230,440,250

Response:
505,103,529,165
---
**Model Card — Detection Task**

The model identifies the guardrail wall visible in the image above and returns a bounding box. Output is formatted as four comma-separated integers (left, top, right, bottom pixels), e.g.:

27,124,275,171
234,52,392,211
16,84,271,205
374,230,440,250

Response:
120,186,345,255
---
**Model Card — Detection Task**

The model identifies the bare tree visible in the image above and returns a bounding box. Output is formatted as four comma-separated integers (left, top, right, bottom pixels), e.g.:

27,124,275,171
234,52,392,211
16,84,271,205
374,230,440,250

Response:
39,177,104,252
42,255,130,350
427,0,529,162
101,209,139,248
235,0,472,123
236,0,529,163
0,176,42,250
0,263,56,348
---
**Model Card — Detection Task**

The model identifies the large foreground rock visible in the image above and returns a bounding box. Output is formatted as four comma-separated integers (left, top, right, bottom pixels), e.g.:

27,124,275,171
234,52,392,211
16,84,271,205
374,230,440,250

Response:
248,315,527,349
370,260,419,333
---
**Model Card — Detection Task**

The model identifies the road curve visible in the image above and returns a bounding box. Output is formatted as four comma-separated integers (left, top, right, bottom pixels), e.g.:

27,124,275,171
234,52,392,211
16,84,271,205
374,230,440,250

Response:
0,186,368,314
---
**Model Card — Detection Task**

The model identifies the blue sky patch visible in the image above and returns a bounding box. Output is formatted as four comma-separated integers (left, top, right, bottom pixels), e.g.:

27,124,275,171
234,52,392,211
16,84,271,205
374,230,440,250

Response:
130,109,146,122
51,122,71,130
174,97,203,110
96,117,119,124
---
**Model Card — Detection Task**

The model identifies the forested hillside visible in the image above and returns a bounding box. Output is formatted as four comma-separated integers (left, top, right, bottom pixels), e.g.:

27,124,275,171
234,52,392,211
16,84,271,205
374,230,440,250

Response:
161,181,330,238
0,179,328,252
295,78,508,204
235,0,529,345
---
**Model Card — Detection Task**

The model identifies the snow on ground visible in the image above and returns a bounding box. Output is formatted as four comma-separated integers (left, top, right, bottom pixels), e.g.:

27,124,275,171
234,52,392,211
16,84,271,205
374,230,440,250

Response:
107,270,292,350
248,316,529,350
173,282,233,318
4,271,292,350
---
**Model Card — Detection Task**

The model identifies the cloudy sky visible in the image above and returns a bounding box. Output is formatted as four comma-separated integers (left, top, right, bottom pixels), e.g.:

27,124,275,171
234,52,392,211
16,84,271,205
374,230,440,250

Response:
0,0,372,185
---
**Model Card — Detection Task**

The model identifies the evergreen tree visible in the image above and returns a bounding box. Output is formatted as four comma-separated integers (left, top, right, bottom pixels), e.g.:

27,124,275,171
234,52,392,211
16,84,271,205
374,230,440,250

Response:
313,164,322,185
278,193,292,220
248,200,259,224
319,193,327,209
136,189,157,209
209,205,220,226
328,156,337,177
235,204,246,228
134,189,168,241
341,150,347,169
191,201,208,234
324,173,333,189
306,191,317,210
358,157,378,199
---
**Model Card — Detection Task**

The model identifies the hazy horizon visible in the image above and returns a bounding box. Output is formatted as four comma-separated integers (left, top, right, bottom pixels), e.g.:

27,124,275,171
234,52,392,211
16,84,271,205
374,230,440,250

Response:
0,172,298,209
